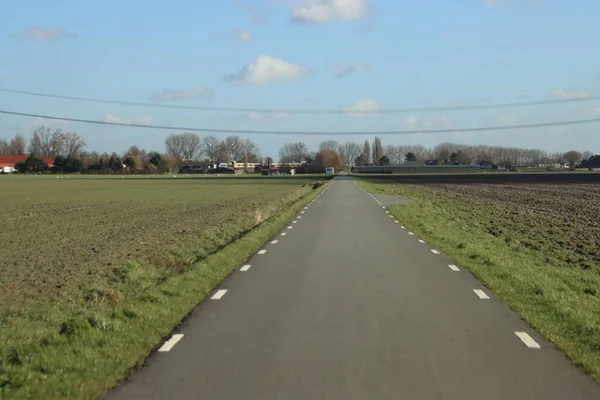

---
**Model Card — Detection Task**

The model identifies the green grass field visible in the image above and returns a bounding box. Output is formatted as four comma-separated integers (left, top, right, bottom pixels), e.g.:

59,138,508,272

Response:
0,174,330,399
356,178,600,382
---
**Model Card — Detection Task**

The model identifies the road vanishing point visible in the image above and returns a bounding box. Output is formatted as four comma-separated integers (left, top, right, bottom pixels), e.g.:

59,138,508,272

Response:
103,177,600,400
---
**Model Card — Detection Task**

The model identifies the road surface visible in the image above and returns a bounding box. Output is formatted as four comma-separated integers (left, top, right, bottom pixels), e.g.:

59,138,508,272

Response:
104,177,600,400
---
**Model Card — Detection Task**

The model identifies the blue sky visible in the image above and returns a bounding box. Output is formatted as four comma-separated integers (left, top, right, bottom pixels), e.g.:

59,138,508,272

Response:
1,0,599,157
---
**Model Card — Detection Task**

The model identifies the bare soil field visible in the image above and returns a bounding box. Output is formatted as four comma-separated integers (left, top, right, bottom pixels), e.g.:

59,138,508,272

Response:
357,171,600,184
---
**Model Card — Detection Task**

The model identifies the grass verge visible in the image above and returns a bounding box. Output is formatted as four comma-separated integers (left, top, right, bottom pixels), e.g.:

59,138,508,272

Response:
355,179,600,383
0,179,331,400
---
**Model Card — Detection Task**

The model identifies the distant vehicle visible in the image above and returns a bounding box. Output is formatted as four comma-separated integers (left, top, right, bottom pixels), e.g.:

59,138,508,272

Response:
325,167,335,176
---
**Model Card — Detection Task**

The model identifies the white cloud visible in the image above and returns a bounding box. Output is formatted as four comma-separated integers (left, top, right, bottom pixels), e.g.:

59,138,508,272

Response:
333,62,371,78
292,0,370,23
150,87,213,101
549,88,591,100
15,27,75,41
224,55,309,86
344,100,380,118
235,30,253,43
104,114,154,125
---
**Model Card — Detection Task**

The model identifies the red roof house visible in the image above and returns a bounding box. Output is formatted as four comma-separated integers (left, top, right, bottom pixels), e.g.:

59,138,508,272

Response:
0,155,54,171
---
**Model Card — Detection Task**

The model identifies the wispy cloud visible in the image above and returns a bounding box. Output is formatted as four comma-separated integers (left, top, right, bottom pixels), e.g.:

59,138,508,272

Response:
548,88,591,100
333,62,372,78
292,0,370,23
235,30,253,43
223,55,310,86
13,27,75,41
150,87,213,101
344,100,380,118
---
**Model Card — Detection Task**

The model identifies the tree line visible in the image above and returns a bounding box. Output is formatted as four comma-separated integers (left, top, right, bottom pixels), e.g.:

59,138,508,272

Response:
278,138,596,168
1,127,596,173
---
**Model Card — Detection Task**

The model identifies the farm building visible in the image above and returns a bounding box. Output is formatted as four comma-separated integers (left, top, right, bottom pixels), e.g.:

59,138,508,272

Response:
579,155,600,169
0,155,54,173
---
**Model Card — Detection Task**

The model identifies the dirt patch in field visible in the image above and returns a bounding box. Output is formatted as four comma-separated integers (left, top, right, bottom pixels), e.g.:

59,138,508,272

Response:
422,182,600,273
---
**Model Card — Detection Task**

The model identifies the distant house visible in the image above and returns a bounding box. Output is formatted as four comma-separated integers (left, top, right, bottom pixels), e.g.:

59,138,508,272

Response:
0,155,54,173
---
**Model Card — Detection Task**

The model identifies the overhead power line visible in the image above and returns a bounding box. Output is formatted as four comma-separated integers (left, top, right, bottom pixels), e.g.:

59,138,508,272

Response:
2,109,600,135
1,87,599,114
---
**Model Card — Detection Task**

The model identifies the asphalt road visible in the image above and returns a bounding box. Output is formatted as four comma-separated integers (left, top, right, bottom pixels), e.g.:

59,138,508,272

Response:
103,177,600,400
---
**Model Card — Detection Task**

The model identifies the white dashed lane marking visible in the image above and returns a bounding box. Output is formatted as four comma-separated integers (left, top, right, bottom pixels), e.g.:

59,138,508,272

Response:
418,239,426,243
287,226,293,229
431,249,440,255
281,232,287,236
515,332,541,349
395,220,399,224
448,264,460,271
240,265,251,271
293,221,297,224
158,334,184,352
258,250,267,255
408,232,414,235
271,240,278,244
211,289,228,300
473,289,490,299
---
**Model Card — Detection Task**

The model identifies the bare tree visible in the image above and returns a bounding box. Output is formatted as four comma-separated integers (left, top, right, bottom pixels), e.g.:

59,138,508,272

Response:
0,139,8,155
9,134,27,155
564,150,582,167
240,138,260,163
201,135,221,162
63,132,86,158
341,142,362,166
165,134,186,160
29,127,65,158
279,142,309,163
582,150,594,161
363,140,371,164
181,133,201,161
224,136,244,161
372,137,384,165
217,141,230,163
319,140,341,153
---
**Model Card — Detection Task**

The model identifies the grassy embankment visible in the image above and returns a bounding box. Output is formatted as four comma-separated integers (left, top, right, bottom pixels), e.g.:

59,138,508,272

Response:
356,179,600,382
0,175,331,399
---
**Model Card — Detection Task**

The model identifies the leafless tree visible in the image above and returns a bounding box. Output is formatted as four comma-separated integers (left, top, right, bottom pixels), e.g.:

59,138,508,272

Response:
319,140,341,153
372,137,384,165
582,150,594,161
181,133,201,161
63,132,86,158
224,136,244,161
363,140,371,164
201,135,221,162
217,141,230,163
240,138,260,163
279,142,309,163
29,127,65,158
165,134,186,160
0,139,8,155
342,142,362,166
9,134,27,155
564,150,582,167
